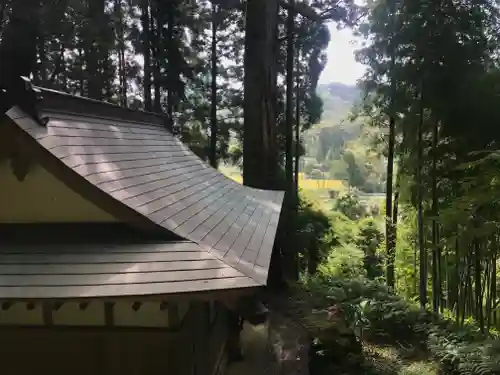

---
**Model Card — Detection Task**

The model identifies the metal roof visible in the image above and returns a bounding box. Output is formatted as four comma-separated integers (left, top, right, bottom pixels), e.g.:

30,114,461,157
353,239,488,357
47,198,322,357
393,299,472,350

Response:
0,242,258,299
1,97,284,299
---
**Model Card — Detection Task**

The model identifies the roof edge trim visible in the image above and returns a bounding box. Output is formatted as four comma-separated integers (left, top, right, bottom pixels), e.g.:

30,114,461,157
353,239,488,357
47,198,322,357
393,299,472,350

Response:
37,87,169,128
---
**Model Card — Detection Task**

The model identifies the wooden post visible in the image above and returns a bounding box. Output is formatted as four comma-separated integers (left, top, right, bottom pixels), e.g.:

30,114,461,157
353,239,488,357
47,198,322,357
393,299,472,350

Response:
191,301,210,375
167,302,182,375
42,302,53,326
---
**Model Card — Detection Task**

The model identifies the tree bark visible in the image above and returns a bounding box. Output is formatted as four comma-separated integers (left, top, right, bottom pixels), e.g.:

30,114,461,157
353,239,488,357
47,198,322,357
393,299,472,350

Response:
115,0,128,107
386,115,396,288
285,0,295,195
392,177,400,246
294,50,301,198
474,236,484,332
166,0,175,134
385,0,397,290
243,0,279,190
210,4,218,168
140,0,152,111
418,80,427,309
431,121,439,313
85,0,106,100
151,4,161,113
492,239,497,325
284,0,298,280
36,3,47,85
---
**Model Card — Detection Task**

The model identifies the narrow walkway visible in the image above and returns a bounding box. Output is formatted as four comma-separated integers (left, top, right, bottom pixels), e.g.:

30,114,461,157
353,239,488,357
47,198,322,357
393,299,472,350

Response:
226,311,310,375
227,322,278,375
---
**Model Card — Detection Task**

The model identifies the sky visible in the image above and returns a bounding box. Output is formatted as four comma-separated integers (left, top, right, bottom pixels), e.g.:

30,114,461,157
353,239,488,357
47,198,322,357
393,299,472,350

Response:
319,23,366,86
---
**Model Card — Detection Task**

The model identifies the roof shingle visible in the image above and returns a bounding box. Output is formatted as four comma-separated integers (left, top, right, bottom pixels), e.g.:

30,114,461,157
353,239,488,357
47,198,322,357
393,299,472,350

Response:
5,104,284,295
0,242,258,299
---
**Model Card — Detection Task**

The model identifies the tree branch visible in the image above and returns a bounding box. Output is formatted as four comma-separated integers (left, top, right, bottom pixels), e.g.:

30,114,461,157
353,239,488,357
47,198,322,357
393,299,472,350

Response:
280,1,323,22
211,0,324,22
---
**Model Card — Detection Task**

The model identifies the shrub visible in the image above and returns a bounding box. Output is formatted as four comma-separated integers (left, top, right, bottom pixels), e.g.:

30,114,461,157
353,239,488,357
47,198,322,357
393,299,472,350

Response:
318,244,366,279
295,195,339,275
334,192,367,220
301,276,500,375
356,218,384,279
328,210,359,244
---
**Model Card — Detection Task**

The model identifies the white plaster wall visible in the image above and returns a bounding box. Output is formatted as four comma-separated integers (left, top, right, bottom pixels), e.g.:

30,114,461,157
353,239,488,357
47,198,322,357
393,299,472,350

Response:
114,301,170,327
53,302,105,326
0,303,44,325
0,161,117,223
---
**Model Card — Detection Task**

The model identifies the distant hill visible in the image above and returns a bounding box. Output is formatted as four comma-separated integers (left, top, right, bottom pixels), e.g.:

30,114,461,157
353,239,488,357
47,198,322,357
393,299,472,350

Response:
318,82,361,103
304,82,362,163
302,82,386,194
317,82,362,125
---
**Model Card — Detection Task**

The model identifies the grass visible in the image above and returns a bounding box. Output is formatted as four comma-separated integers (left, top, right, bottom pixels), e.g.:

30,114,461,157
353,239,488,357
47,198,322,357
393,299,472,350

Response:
297,173,346,190
300,188,333,210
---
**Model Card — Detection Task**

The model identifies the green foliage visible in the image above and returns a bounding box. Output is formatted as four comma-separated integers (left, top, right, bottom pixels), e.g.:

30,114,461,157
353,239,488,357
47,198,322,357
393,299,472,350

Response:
302,82,386,193
328,159,349,180
392,202,419,299
318,244,366,279
344,150,366,188
357,218,384,279
353,0,500,336
295,194,339,275
328,210,359,244
334,192,367,220
2,0,343,169
302,276,500,375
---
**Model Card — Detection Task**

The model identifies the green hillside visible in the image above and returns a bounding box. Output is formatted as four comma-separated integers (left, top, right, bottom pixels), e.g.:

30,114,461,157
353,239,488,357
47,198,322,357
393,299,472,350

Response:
302,82,386,194
318,82,361,123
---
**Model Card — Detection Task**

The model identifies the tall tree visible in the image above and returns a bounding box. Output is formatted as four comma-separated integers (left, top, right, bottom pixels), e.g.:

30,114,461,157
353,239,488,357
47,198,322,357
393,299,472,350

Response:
114,0,128,107
285,0,295,195
140,0,152,111
243,0,279,189
210,3,219,168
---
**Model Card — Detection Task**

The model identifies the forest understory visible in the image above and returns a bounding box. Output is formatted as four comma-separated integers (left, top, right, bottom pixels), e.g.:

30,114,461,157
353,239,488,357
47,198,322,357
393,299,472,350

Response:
287,188,500,375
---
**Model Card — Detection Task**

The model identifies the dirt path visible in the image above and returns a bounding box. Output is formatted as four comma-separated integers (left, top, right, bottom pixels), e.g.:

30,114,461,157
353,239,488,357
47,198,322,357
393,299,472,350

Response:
227,322,278,375
226,311,310,375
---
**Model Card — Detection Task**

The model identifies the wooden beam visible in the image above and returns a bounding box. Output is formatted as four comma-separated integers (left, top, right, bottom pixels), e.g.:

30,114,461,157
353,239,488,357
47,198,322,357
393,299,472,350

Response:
167,303,181,374
0,116,12,162
168,303,180,328
104,302,114,326
0,286,257,306
42,303,53,325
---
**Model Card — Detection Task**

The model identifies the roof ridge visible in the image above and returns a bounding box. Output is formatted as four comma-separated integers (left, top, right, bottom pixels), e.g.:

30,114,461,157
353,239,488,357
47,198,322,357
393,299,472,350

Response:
37,88,169,128
43,109,168,130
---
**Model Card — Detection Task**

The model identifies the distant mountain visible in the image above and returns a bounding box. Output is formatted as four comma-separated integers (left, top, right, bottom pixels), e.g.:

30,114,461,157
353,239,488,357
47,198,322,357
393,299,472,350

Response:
302,82,385,193
316,82,362,125
305,82,362,157
318,82,361,103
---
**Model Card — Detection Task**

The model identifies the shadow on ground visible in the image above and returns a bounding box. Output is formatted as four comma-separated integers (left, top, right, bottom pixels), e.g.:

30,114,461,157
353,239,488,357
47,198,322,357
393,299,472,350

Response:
227,322,278,375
